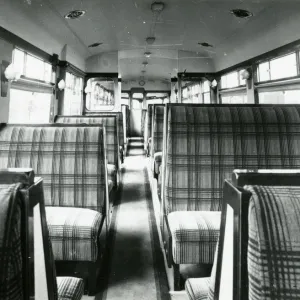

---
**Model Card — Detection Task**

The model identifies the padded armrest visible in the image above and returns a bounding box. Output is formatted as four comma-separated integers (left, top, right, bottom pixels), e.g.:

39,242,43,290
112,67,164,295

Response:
0,168,35,185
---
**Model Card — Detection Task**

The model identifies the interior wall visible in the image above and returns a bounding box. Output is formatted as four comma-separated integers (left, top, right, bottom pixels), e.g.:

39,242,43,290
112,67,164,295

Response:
178,51,215,73
0,39,14,122
214,4,300,71
122,80,170,91
86,51,118,73
0,2,85,71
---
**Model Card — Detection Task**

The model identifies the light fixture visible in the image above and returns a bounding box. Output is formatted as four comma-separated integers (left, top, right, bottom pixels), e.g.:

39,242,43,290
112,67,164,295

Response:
230,9,253,19
142,61,148,67
211,79,218,88
88,42,103,48
84,85,92,93
58,79,66,90
64,10,86,19
4,63,21,82
198,42,213,48
240,69,251,80
151,1,165,12
144,51,151,58
146,37,156,45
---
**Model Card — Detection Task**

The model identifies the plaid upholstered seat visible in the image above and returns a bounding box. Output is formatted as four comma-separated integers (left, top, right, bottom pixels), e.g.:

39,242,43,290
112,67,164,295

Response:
165,105,300,265
55,116,119,187
154,151,162,175
185,241,218,300
46,207,103,262
0,125,107,263
168,211,221,264
244,185,300,300
145,105,153,153
0,183,23,300
57,277,84,300
152,105,164,157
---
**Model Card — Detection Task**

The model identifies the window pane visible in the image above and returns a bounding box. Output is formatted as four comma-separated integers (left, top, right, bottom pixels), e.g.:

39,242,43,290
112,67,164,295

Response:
63,72,82,115
44,63,52,83
132,99,142,109
121,98,129,105
239,70,246,86
259,90,300,104
222,94,247,104
226,72,239,88
203,80,210,92
258,62,270,81
25,54,44,81
9,89,51,123
203,93,210,103
13,48,25,76
270,53,297,80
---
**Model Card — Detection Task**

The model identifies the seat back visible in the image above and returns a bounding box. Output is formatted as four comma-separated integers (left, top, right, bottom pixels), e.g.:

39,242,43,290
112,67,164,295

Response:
85,112,124,148
55,115,119,168
151,105,165,157
0,183,25,300
164,105,300,213
121,104,129,142
245,184,300,300
0,125,108,213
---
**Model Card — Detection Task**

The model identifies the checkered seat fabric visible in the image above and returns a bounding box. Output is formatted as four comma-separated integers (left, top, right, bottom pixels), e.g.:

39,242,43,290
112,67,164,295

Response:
168,211,221,264
46,207,103,261
55,116,119,173
57,277,84,300
0,126,107,262
165,106,300,264
152,105,164,157
244,185,300,300
185,241,218,300
145,105,153,152
0,183,23,300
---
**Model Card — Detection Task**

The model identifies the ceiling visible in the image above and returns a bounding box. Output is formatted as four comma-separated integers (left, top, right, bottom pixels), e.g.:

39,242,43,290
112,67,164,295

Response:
6,0,300,81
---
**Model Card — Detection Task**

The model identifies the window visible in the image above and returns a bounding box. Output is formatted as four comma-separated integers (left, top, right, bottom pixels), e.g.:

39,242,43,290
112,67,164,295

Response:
181,82,201,103
221,70,246,89
202,80,211,103
63,72,83,115
13,48,53,82
259,90,300,104
9,89,52,123
258,53,297,82
121,92,129,105
221,94,247,104
8,48,54,123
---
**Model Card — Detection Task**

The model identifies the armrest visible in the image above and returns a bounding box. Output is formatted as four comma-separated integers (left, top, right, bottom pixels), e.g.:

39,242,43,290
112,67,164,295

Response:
0,168,35,186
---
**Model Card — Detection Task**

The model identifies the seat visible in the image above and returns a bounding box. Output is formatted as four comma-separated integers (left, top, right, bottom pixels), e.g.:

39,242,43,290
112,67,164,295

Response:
0,177,84,300
168,211,221,264
46,207,103,262
154,151,162,176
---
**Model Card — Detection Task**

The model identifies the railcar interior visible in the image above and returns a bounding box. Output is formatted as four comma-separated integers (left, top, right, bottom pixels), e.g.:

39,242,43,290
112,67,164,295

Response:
1,1,300,299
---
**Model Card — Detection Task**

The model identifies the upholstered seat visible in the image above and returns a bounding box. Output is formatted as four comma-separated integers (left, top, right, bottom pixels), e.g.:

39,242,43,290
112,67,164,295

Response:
168,211,221,264
154,151,162,175
185,278,210,300
57,277,84,300
107,163,117,188
46,207,103,262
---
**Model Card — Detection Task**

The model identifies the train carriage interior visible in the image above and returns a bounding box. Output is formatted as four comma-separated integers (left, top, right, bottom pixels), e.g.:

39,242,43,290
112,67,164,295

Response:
2,1,300,299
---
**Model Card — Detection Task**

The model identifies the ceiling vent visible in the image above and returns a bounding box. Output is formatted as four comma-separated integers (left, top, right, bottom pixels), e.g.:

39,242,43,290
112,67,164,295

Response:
64,10,86,19
151,2,165,12
146,37,156,45
88,42,102,48
198,42,213,47
230,9,253,18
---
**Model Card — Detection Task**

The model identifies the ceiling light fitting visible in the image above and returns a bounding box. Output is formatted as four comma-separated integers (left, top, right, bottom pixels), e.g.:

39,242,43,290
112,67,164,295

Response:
230,9,253,19
142,62,148,67
144,52,151,58
64,10,86,19
146,37,156,45
198,42,213,47
88,42,103,48
151,2,165,12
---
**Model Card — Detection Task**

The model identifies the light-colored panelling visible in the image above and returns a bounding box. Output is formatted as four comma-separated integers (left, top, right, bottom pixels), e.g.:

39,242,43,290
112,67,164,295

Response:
214,4,300,71
86,51,118,73
0,39,13,123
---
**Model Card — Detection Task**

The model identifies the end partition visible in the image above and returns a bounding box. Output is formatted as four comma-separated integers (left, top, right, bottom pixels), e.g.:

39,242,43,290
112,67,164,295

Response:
216,170,300,300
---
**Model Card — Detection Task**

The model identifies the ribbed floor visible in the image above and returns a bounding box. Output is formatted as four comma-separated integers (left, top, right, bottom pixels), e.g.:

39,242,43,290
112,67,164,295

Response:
93,138,169,300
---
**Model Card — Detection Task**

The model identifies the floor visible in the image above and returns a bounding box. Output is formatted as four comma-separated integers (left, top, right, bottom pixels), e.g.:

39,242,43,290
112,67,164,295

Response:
84,138,171,300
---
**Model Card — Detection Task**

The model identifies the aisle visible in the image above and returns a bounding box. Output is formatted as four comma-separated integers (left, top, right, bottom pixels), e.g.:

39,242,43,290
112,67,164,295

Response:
97,138,169,300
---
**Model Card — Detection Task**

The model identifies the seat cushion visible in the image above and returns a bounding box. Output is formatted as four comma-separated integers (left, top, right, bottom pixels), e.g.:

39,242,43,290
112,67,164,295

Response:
168,211,221,264
154,151,162,175
185,278,210,300
57,277,84,300
46,207,103,262
107,164,117,187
